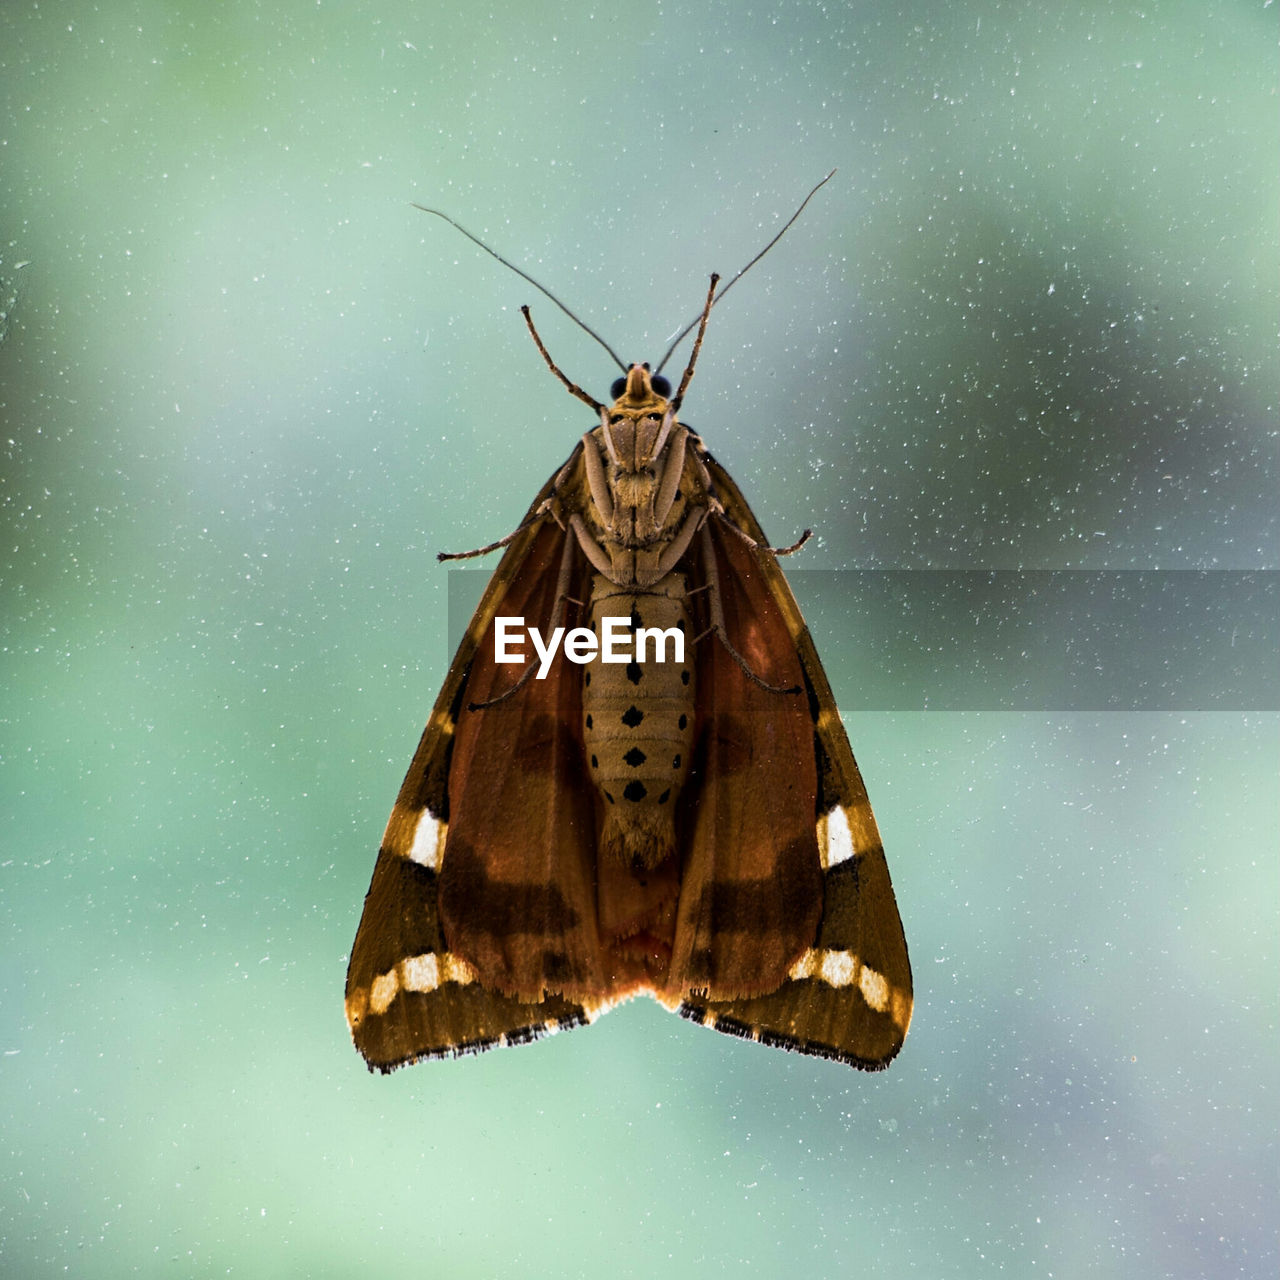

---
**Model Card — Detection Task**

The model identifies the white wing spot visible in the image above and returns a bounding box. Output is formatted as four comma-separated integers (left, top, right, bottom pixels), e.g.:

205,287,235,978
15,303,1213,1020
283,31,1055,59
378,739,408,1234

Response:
790,947,858,988
440,953,477,986
819,949,857,988
407,809,443,868
358,951,476,1020
370,970,399,1015
401,953,440,994
786,950,905,1024
858,964,890,1013
823,805,856,867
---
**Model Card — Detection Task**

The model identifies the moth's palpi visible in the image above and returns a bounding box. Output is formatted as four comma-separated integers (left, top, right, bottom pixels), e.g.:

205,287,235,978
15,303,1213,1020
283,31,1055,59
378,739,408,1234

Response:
345,174,913,1072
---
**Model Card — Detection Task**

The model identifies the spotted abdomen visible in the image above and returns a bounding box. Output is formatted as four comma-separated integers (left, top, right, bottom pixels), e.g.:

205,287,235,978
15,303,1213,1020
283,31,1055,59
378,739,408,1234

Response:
582,572,695,872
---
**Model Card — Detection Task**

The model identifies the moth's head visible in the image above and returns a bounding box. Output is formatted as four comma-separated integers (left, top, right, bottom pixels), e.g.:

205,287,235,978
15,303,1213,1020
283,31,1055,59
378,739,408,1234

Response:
609,363,672,415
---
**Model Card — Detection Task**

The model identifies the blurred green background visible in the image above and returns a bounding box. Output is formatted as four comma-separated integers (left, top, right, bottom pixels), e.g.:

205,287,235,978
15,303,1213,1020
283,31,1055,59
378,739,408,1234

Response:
2,2,1275,1276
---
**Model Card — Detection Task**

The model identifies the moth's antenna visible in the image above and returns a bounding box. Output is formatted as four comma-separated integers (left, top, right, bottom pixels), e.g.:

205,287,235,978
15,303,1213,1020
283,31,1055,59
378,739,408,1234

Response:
413,204,629,373
520,306,604,414
672,274,719,411
654,169,836,376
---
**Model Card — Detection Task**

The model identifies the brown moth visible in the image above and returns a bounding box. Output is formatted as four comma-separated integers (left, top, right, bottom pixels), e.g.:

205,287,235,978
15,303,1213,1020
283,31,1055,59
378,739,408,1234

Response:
345,176,912,1072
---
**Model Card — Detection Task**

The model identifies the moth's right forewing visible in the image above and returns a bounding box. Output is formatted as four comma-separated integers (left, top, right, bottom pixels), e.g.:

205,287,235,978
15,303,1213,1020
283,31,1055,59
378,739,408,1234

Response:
676,454,913,1070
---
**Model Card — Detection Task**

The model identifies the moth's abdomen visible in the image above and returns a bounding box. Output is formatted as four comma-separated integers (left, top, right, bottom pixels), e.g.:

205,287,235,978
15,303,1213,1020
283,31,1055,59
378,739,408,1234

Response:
582,572,695,872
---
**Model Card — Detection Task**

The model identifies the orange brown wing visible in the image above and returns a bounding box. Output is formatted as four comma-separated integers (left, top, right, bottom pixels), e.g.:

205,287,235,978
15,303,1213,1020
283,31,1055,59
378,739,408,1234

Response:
674,452,913,1069
345,454,607,1071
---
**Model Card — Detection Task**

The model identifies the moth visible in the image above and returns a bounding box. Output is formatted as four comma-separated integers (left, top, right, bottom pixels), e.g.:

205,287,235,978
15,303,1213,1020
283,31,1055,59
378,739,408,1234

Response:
345,175,912,1072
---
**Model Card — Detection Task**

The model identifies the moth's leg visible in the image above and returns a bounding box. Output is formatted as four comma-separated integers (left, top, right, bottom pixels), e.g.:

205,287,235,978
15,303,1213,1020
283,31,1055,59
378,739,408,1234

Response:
649,405,677,467
693,525,801,695
651,421,687,529
717,516,812,557
567,514,614,577
438,515,544,562
582,428,614,526
689,444,811,557
689,441,716,493
467,529,579,710
595,408,620,468
770,529,812,557
439,455,580,560
651,503,705,579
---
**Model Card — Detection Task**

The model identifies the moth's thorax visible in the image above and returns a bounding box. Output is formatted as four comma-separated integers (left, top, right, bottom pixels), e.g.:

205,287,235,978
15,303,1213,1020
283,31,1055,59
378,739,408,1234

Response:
604,409,667,471
580,413,701,587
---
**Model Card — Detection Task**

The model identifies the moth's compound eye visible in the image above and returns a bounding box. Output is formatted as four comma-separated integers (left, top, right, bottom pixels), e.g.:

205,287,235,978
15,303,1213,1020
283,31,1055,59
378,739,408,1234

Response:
610,376,628,400
651,374,672,398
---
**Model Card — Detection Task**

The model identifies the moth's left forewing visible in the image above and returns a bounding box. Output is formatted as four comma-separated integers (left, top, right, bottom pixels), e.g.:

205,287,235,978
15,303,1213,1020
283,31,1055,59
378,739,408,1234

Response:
346,451,605,1072
379,450,581,859
679,453,914,1069
344,835,591,1069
